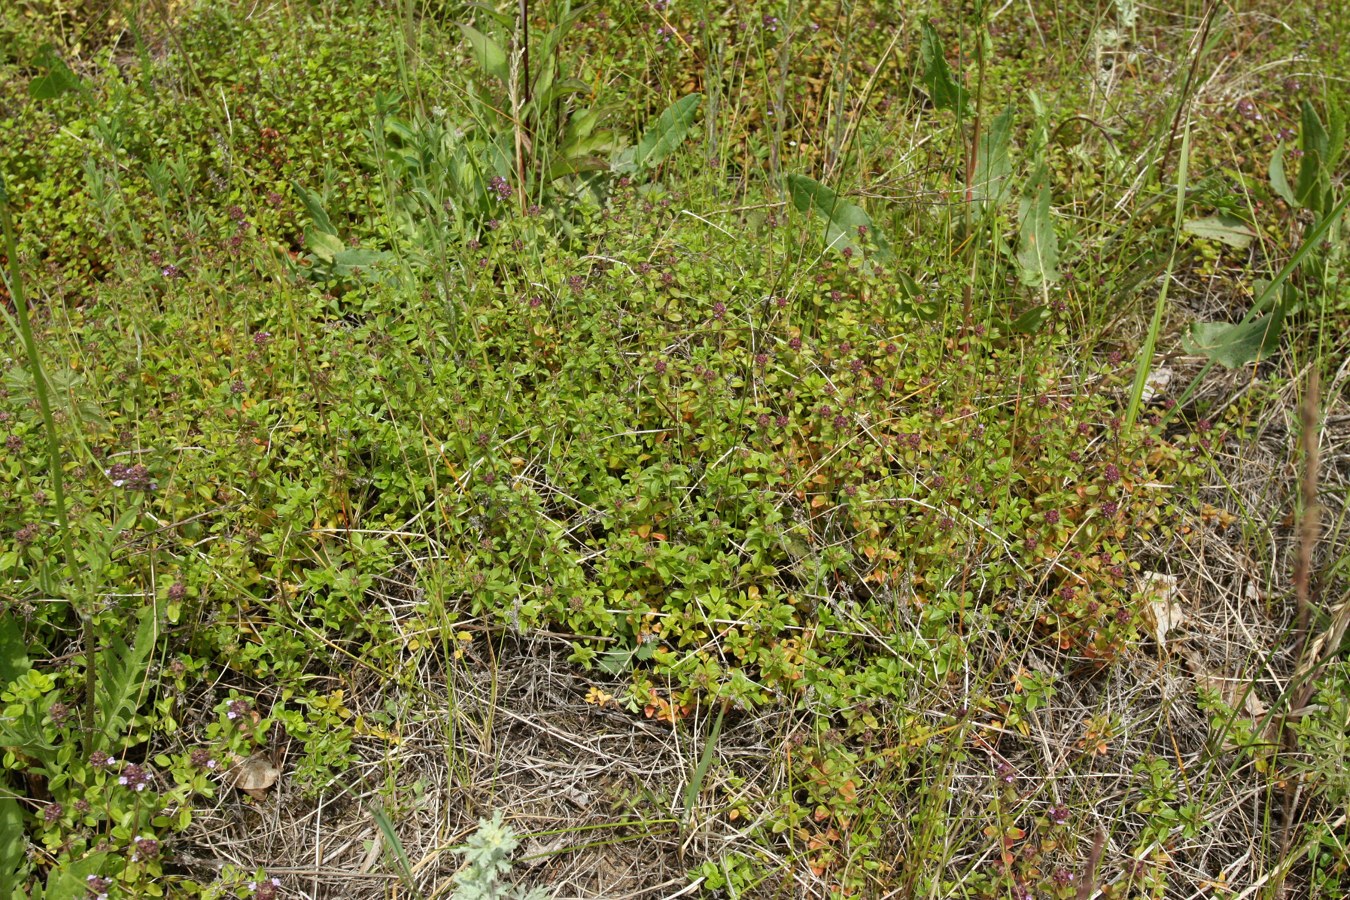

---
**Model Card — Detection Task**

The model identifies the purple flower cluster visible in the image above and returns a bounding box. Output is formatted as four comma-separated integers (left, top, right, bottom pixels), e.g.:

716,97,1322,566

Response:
250,876,283,899
131,835,160,861
119,762,152,791
106,463,156,491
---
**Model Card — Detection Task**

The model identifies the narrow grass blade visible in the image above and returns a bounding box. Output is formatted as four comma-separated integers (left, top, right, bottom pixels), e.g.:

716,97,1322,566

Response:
682,700,726,826
1125,124,1189,430
371,805,419,895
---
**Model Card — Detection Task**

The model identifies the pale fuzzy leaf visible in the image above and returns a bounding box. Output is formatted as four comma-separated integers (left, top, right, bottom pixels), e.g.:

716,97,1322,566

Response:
1141,366,1172,403
1269,143,1297,206
229,753,280,796
785,174,891,261
1017,164,1060,287
633,93,702,171
458,24,509,83
1184,214,1256,249
1182,309,1285,369
918,22,967,115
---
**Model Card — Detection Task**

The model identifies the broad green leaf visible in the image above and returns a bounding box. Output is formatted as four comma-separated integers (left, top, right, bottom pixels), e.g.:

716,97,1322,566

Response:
458,24,509,83
540,77,593,107
1017,164,1059,288
1183,214,1256,249
785,174,891,261
598,646,636,675
632,93,702,172
919,22,967,115
1269,144,1297,206
28,45,83,100
972,104,1015,217
1183,309,1285,368
332,247,391,268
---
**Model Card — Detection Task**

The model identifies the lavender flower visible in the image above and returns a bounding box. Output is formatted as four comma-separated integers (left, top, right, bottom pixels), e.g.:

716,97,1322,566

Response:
119,762,152,791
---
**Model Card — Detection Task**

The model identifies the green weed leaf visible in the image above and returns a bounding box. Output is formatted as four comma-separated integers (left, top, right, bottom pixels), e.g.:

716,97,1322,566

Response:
1183,309,1285,368
458,24,509,84
28,45,84,100
919,22,968,115
93,604,157,753
1269,144,1297,206
1295,101,1330,211
295,184,337,236
1183,214,1255,249
632,93,702,172
306,229,345,263
0,795,26,899
972,104,1015,217
1009,305,1051,334
786,174,890,261
38,853,106,900
0,618,30,687
1017,164,1060,288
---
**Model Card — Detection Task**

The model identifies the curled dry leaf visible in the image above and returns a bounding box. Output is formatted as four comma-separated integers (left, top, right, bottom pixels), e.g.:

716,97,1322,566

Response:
228,752,280,799
1139,572,1188,651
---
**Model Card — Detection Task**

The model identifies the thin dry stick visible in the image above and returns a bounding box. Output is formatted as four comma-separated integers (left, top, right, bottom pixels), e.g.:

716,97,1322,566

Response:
1075,827,1106,900
1277,368,1322,872
1292,369,1321,658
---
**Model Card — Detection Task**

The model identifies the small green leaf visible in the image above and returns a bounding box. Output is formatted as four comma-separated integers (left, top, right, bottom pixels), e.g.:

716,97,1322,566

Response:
458,24,509,83
1183,309,1285,369
632,93,703,172
1183,214,1256,249
1269,144,1297,206
919,22,968,115
1017,164,1059,288
785,174,891,261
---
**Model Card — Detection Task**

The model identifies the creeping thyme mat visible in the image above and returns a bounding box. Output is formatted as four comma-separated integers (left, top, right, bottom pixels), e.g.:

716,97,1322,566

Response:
1,1,1348,898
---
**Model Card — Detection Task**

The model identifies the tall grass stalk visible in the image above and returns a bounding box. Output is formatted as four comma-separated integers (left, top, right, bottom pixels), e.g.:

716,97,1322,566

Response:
0,176,98,745
1124,124,1189,431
